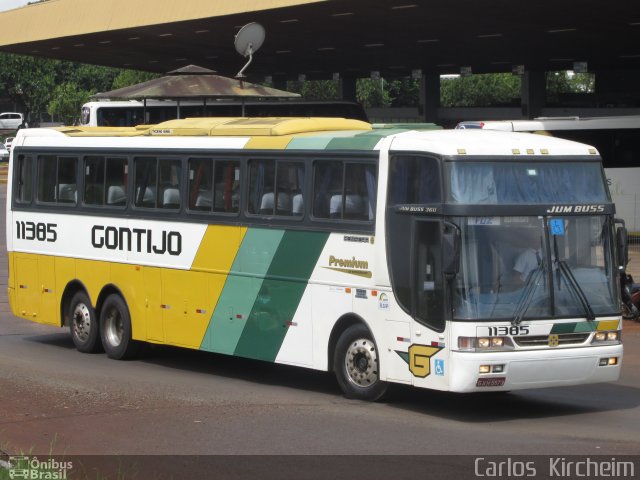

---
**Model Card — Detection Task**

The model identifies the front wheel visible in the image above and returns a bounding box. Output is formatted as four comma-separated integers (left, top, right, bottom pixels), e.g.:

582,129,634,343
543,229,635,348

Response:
333,324,388,401
99,294,140,360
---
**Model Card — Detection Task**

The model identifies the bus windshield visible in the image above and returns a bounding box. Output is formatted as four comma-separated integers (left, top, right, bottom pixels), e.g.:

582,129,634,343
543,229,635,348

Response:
452,215,617,321
447,161,608,204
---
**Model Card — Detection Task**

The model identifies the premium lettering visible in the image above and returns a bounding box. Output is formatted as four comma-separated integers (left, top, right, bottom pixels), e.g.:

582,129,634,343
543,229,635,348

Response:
329,255,368,270
91,225,182,256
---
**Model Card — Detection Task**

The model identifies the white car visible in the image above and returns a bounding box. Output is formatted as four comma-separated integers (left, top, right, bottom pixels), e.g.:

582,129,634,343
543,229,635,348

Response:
4,136,14,150
0,143,8,161
0,112,26,130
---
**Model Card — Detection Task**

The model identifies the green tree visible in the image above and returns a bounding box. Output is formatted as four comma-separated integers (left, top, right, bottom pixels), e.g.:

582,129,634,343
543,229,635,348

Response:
546,71,595,104
0,53,57,121
111,69,160,90
356,78,391,108
286,79,339,100
440,73,521,107
386,77,420,107
47,82,92,125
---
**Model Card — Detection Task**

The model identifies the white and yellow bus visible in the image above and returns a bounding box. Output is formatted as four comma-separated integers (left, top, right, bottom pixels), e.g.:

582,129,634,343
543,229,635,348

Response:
6,117,625,400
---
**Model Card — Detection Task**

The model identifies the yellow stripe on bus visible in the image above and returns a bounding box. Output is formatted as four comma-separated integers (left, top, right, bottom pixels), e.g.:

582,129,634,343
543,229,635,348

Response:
597,320,620,331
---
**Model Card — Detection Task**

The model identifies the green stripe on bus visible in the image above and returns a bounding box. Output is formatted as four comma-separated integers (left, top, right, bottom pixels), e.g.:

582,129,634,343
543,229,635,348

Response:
233,230,329,362
200,228,285,354
573,322,597,333
550,322,597,334
324,131,387,150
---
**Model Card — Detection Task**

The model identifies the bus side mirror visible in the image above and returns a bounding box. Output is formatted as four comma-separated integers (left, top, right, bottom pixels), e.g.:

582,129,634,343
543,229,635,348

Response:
615,218,628,269
443,222,460,280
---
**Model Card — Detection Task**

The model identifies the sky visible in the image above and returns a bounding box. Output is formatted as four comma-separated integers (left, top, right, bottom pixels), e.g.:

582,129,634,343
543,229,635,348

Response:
0,0,30,12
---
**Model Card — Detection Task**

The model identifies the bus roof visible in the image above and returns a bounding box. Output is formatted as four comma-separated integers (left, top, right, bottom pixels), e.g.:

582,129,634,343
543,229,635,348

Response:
457,114,640,132
17,117,600,157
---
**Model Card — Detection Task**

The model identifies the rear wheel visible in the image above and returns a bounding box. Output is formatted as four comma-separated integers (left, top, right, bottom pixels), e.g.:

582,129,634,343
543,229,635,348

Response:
69,291,102,353
100,294,140,360
333,324,388,401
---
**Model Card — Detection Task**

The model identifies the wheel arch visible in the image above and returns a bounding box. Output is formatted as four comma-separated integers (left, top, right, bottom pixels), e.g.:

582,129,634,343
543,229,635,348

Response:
96,284,128,316
327,313,373,372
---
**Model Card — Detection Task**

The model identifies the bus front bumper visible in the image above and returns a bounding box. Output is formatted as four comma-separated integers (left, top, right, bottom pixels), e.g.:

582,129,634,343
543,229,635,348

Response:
449,344,623,393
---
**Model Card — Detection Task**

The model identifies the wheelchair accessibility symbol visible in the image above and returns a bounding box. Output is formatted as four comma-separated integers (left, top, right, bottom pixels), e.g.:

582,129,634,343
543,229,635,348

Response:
435,359,445,376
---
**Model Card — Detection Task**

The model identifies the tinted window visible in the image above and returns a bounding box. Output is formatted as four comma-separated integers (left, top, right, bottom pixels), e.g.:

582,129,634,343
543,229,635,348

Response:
188,158,240,214
313,160,376,221
84,156,128,206
37,155,78,204
388,155,440,205
14,155,32,204
247,159,305,217
134,157,182,209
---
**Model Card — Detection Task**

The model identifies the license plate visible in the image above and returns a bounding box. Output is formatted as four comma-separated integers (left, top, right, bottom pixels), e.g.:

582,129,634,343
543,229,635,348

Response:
476,377,506,387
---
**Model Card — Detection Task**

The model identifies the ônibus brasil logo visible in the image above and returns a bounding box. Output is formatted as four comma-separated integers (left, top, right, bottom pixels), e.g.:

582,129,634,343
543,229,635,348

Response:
2,456,73,480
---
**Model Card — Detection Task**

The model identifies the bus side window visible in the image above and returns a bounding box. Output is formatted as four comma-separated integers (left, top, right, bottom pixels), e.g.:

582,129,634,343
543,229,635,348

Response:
189,159,241,214
213,160,240,213
37,155,78,205
15,155,32,204
105,158,128,206
313,160,376,221
388,155,440,206
134,157,157,208
159,159,182,210
189,158,213,211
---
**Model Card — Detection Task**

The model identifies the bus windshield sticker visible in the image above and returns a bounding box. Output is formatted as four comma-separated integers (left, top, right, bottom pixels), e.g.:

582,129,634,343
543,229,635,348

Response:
550,218,565,235
469,217,500,226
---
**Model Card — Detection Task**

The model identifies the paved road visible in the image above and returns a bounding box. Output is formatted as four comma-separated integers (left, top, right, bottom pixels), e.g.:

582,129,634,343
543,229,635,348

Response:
0,183,639,461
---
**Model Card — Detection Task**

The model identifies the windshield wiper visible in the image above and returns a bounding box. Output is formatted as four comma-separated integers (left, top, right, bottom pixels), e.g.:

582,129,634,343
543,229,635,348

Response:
556,259,596,321
512,263,545,325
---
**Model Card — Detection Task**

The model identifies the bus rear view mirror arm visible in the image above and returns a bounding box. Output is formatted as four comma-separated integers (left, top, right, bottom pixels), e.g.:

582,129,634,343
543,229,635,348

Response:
443,221,461,280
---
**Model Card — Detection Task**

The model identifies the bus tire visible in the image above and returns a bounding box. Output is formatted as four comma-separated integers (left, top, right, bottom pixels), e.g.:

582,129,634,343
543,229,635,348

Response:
99,294,140,360
69,291,102,353
333,324,388,401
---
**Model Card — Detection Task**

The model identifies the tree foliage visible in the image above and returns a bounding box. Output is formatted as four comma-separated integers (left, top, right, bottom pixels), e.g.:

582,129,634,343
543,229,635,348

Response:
546,71,595,104
286,80,339,100
111,70,160,91
440,73,521,107
47,82,92,126
0,52,162,125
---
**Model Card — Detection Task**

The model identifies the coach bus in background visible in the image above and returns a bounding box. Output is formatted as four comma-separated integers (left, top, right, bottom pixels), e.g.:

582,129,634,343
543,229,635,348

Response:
6,117,625,400
456,115,640,233
80,99,368,127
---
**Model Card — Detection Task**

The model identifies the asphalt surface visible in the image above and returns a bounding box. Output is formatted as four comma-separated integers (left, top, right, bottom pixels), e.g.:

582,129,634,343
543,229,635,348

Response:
0,182,639,466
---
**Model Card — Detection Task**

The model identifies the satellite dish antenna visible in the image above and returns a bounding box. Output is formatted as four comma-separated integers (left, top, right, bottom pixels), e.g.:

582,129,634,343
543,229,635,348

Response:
235,22,266,79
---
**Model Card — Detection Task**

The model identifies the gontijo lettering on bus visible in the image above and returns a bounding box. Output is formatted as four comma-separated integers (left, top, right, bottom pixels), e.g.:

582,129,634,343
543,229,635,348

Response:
91,225,182,256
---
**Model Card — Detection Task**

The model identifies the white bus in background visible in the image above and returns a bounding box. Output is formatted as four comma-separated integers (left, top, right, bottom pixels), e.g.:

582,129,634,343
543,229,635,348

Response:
456,115,640,232
80,99,369,127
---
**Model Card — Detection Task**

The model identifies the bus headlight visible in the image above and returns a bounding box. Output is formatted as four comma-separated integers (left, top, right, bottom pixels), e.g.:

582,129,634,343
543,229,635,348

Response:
592,330,620,344
457,336,514,352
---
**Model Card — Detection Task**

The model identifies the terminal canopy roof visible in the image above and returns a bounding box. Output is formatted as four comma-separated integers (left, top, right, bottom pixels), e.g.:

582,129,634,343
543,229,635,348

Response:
0,0,638,78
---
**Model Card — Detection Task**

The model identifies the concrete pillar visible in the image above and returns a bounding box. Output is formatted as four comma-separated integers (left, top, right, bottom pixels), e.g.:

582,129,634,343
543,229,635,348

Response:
338,77,358,102
420,73,440,123
521,71,545,119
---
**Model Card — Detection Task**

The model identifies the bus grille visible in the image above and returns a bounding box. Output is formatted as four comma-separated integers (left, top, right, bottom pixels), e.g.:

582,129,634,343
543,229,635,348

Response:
514,333,590,347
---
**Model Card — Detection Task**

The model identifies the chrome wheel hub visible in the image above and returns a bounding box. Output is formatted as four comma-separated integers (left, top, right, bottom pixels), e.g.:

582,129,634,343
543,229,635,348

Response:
344,338,379,387
72,303,91,342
